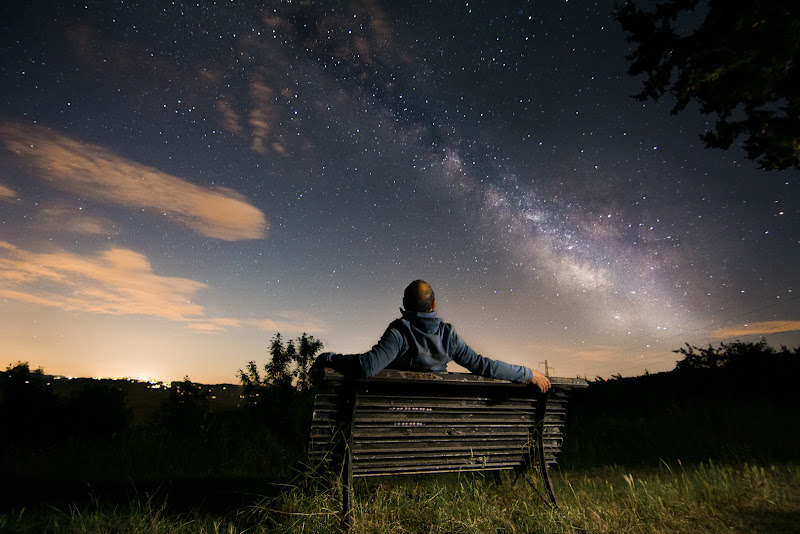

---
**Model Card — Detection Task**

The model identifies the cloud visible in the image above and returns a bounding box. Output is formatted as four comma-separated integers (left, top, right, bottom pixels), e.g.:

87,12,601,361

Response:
0,241,206,321
248,75,276,154
0,182,16,200
0,240,330,334
188,313,330,335
247,313,330,334
0,241,330,335
712,320,800,339
215,70,287,155
0,122,267,241
216,100,244,137
187,317,244,333
35,206,116,236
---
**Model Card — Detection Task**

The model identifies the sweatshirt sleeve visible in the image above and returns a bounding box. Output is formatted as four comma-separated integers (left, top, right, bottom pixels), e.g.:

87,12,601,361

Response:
321,326,406,378
447,327,532,383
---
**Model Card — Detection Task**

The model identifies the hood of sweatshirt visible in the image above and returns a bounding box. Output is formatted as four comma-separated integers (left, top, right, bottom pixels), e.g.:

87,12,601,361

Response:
400,309,442,334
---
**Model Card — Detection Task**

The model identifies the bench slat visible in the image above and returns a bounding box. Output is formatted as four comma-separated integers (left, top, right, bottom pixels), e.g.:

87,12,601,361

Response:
354,463,523,476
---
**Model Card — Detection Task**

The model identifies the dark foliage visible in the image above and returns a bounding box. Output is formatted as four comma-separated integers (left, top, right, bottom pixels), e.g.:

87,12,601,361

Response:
0,331,325,496
673,339,799,370
562,342,800,467
0,367,317,506
237,360,263,405
616,0,800,170
158,376,210,439
0,363,131,448
0,362,60,452
0,363,134,492
66,380,131,440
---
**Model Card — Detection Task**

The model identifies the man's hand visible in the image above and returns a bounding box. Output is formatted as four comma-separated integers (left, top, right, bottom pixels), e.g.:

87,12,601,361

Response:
309,353,334,386
531,369,551,392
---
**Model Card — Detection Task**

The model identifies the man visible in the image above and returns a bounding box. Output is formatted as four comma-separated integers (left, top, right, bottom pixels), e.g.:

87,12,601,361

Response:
316,280,551,392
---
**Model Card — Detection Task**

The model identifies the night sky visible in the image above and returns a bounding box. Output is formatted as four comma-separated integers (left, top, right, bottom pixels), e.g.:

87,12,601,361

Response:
1,1,797,384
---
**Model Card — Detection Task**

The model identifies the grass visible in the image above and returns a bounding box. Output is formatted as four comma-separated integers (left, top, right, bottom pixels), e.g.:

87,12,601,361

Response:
2,461,799,533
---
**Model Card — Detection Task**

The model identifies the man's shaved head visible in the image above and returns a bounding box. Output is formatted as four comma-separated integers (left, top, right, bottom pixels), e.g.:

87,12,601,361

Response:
403,280,436,313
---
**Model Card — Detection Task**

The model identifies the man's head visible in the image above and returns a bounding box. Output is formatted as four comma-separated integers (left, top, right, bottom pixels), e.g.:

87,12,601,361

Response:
403,280,436,313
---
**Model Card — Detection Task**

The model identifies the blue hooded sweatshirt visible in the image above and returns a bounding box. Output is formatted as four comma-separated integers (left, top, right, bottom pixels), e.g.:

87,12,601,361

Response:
320,310,533,383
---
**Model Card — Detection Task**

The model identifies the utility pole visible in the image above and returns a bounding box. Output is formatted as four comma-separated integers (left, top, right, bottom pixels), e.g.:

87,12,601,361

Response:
539,359,552,377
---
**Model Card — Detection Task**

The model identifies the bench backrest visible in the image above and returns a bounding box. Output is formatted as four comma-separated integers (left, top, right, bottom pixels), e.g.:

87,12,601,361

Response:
309,369,587,479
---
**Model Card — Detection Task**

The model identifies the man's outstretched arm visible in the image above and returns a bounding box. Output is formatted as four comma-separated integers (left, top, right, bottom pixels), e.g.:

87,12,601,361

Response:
448,328,551,392
314,327,405,378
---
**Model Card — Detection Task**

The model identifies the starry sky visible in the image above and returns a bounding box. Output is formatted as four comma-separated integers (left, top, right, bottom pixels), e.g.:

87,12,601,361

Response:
1,1,798,384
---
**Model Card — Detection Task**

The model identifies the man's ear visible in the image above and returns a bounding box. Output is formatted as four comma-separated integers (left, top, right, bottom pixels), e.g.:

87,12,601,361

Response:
431,297,436,311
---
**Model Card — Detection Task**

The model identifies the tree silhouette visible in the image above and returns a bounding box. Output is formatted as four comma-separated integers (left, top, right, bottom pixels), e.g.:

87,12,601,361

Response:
265,333,294,388
293,333,324,391
2,361,47,397
239,332,325,394
237,360,264,404
0,362,59,447
238,360,262,386
616,0,800,171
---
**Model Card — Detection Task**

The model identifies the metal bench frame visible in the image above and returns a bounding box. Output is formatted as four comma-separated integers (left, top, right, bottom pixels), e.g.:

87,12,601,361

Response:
308,368,587,528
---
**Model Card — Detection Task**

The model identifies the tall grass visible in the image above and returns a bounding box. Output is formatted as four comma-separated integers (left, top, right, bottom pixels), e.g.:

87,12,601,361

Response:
3,461,798,533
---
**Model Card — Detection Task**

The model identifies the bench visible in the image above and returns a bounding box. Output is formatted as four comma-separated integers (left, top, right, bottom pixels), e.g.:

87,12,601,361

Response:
308,368,588,528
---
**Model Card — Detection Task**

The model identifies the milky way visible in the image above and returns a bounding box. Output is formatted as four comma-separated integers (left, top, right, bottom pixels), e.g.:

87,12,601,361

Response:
0,1,797,382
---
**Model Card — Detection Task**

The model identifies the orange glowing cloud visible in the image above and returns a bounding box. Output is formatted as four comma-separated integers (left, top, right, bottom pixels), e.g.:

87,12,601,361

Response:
0,182,16,200
0,122,267,241
712,320,800,339
0,241,329,334
0,241,206,321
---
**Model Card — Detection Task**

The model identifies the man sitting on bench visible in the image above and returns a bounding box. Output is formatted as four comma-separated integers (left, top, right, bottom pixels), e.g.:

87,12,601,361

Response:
316,280,551,392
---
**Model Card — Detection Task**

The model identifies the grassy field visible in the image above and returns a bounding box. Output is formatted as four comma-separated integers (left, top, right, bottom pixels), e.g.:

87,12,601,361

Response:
2,461,798,533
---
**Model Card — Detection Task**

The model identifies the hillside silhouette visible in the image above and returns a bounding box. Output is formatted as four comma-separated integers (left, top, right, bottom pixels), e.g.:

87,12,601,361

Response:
2,339,798,512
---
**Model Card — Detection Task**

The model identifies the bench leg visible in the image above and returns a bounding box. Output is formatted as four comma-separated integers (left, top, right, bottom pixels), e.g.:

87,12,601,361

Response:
537,434,557,506
342,390,358,530
343,444,353,529
535,391,557,507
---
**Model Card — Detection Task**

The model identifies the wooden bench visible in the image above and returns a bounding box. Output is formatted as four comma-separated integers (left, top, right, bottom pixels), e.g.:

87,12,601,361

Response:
308,368,588,528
